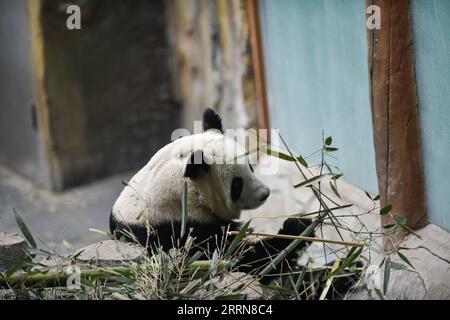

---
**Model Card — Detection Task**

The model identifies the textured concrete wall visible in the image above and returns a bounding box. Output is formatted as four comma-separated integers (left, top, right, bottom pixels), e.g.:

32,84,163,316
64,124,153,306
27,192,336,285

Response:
1,0,180,190
0,0,49,185
35,0,179,189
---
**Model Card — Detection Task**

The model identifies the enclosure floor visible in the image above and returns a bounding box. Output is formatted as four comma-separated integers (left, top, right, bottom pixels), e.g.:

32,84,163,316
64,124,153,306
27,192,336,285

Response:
0,164,132,254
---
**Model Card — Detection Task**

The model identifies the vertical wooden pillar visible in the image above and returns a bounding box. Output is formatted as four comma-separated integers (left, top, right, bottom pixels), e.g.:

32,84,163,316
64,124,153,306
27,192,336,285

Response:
246,0,270,131
367,0,427,241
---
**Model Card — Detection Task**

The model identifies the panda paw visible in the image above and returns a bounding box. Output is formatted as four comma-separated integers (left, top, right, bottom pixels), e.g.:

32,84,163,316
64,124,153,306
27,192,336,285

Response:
279,218,314,238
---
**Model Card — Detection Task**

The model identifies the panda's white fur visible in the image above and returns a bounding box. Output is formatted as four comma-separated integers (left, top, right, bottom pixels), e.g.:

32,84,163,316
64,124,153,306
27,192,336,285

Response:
112,130,270,227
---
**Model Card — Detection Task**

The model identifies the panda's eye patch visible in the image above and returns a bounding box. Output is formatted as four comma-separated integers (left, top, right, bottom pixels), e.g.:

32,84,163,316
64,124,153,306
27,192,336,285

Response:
249,164,254,173
231,177,243,202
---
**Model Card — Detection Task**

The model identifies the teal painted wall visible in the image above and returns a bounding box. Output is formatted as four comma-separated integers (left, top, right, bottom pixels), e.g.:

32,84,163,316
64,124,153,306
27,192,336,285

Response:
259,0,378,194
411,0,450,231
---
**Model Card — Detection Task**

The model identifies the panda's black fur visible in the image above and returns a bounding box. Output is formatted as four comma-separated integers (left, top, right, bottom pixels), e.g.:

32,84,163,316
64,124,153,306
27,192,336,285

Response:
110,210,313,280
110,108,358,298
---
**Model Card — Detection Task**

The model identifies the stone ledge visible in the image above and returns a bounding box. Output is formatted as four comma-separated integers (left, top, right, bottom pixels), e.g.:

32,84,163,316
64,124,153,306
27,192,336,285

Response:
385,224,450,300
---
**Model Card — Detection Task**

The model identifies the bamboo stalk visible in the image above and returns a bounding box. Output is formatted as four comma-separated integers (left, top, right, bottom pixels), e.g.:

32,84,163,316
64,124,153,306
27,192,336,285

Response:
0,260,224,289
0,266,130,289
227,231,364,248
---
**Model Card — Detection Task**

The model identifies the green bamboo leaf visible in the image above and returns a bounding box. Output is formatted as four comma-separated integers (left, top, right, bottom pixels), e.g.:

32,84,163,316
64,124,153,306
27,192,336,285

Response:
225,220,251,258
13,208,36,249
379,257,386,268
262,148,296,161
288,204,353,218
364,191,373,200
383,224,396,229
187,251,204,265
325,136,333,146
397,252,415,269
329,181,342,200
324,147,338,152
373,195,381,201
393,214,406,226
180,181,188,239
293,174,328,188
327,247,363,279
380,204,392,216
231,283,246,293
331,174,343,180
5,261,26,278
389,261,408,271
384,256,391,294
297,155,308,168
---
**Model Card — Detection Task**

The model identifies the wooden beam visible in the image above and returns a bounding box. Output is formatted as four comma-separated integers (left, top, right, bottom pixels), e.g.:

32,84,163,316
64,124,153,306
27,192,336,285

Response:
246,0,270,131
366,0,427,240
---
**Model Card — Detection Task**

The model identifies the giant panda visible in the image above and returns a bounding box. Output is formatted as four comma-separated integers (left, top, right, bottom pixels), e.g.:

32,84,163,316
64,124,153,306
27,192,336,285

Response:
109,108,356,296
110,108,312,282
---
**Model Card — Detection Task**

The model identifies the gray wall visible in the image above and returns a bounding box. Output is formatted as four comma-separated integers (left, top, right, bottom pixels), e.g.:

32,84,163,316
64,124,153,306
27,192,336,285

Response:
0,0,48,184
0,0,180,190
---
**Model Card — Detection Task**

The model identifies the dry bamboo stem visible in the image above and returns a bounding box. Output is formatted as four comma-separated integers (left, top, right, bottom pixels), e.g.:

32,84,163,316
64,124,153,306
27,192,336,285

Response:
227,231,364,248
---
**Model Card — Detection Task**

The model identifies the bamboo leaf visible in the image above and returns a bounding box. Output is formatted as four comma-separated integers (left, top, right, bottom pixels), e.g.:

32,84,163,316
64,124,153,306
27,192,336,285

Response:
379,257,386,268
262,148,296,161
293,174,328,188
383,256,391,294
287,204,353,218
297,155,308,168
393,214,406,226
327,247,362,279
5,261,26,278
324,147,338,152
325,136,333,146
389,261,408,271
397,252,415,269
13,208,36,249
187,251,204,265
225,220,251,258
180,181,188,239
329,181,342,199
380,205,392,216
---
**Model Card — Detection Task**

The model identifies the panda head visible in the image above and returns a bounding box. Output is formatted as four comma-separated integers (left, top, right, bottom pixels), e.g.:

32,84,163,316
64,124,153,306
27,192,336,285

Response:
112,108,270,225
180,108,270,221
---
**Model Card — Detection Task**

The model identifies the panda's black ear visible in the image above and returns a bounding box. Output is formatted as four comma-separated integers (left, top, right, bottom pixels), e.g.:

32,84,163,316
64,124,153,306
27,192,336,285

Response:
202,108,223,133
184,150,209,179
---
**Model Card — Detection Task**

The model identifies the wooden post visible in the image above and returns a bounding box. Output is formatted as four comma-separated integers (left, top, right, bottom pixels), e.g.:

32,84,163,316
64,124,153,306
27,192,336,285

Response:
366,0,427,246
246,0,270,131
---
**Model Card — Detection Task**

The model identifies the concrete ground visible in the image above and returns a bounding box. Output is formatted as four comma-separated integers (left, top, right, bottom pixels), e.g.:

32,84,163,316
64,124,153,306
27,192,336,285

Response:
0,164,131,253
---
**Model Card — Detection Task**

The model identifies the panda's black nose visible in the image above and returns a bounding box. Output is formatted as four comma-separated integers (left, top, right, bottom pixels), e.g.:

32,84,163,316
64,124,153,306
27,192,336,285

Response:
259,191,270,202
